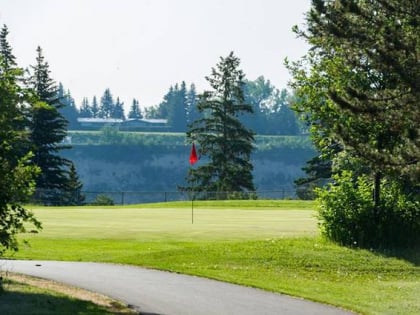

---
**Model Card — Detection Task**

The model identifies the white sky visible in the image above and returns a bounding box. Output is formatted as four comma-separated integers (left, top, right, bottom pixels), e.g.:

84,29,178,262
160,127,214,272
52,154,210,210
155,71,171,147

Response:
0,0,310,110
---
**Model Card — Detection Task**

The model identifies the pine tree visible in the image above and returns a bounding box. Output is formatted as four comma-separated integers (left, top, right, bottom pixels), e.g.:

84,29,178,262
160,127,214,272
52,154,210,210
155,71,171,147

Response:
91,96,99,118
168,81,188,132
99,88,115,118
64,162,85,205
0,25,17,70
28,46,71,204
112,97,125,119
79,97,92,118
57,83,79,129
128,98,142,119
186,83,199,125
183,52,255,198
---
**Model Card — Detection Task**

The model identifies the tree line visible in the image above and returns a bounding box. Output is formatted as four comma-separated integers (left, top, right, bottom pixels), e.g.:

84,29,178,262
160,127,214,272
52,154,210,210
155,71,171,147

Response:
59,78,303,135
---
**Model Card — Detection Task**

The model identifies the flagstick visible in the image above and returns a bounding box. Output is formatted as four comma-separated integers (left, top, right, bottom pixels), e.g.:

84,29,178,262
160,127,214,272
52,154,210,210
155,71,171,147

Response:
191,185,194,225
189,142,198,224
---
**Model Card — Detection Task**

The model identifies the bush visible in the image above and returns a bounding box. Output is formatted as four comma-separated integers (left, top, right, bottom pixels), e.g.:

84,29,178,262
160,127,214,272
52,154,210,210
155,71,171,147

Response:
91,194,114,206
317,171,420,249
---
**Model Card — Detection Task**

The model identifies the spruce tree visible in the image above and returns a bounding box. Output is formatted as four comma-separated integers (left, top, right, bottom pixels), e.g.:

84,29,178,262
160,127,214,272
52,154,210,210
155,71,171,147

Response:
184,52,255,198
91,96,99,118
57,83,79,129
112,97,125,119
186,83,199,125
79,97,92,118
28,46,71,204
0,25,17,70
64,162,85,205
168,81,188,132
128,98,142,119
99,88,115,118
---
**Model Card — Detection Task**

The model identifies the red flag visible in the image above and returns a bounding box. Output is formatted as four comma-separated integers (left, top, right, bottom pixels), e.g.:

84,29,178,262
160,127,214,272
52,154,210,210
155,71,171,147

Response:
189,143,198,165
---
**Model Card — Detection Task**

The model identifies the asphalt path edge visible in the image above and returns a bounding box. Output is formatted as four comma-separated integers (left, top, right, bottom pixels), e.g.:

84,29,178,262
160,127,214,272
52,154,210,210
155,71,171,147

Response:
0,260,356,315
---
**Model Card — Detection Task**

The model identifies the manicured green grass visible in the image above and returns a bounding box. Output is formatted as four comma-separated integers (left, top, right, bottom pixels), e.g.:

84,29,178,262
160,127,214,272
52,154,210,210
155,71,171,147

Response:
8,200,420,315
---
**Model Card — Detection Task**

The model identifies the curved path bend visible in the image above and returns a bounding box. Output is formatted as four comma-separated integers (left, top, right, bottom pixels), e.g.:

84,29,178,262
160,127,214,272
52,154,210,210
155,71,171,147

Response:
1,260,354,315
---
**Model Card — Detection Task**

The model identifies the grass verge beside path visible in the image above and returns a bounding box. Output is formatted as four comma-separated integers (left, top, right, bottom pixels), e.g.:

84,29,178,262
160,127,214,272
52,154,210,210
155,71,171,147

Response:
0,273,136,315
8,200,420,315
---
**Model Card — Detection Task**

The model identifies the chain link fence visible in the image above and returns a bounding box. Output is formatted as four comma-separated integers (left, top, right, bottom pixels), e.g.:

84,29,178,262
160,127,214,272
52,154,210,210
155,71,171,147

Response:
32,188,298,205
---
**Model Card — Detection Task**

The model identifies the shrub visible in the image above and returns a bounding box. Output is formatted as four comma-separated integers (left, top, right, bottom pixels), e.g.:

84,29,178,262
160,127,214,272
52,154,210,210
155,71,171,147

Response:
91,194,114,206
317,171,420,249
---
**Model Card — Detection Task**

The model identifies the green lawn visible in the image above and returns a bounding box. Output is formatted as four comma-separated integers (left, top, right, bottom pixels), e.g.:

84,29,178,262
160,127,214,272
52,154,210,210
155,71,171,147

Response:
7,200,420,315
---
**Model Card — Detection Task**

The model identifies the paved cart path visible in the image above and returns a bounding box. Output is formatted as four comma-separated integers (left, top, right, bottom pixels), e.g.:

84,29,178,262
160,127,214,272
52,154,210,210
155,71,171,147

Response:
1,260,355,315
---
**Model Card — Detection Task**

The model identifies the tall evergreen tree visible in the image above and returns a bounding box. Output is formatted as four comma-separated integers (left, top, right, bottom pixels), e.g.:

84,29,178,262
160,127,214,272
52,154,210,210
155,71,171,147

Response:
0,25,17,70
57,83,79,129
184,52,255,197
91,96,99,118
155,86,174,119
0,25,41,253
99,88,115,118
168,81,188,132
64,162,85,205
186,83,199,125
112,97,125,119
28,46,71,203
128,98,142,119
79,97,92,118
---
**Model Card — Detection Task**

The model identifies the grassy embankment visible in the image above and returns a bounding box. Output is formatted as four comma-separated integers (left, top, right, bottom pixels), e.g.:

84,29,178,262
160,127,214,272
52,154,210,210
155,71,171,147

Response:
0,274,136,315
4,200,420,315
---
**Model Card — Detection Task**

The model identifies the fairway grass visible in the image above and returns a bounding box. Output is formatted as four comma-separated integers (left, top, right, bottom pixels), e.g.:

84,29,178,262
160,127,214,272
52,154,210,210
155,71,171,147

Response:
7,201,420,315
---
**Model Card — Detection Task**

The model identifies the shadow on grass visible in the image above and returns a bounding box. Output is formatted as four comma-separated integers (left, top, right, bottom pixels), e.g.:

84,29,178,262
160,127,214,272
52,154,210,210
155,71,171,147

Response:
372,247,420,266
0,290,131,315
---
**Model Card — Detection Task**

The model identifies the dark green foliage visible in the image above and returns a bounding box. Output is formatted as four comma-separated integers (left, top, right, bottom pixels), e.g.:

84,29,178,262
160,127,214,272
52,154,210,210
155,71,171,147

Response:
294,142,341,199
317,171,420,249
183,52,255,196
128,98,142,119
147,82,189,131
79,97,92,118
64,163,85,205
0,25,16,70
91,96,100,118
28,46,77,205
92,194,114,206
288,0,419,248
168,82,188,132
29,101,70,190
112,97,125,120
289,0,419,180
0,26,41,254
57,83,79,129
98,88,115,118
186,83,199,125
